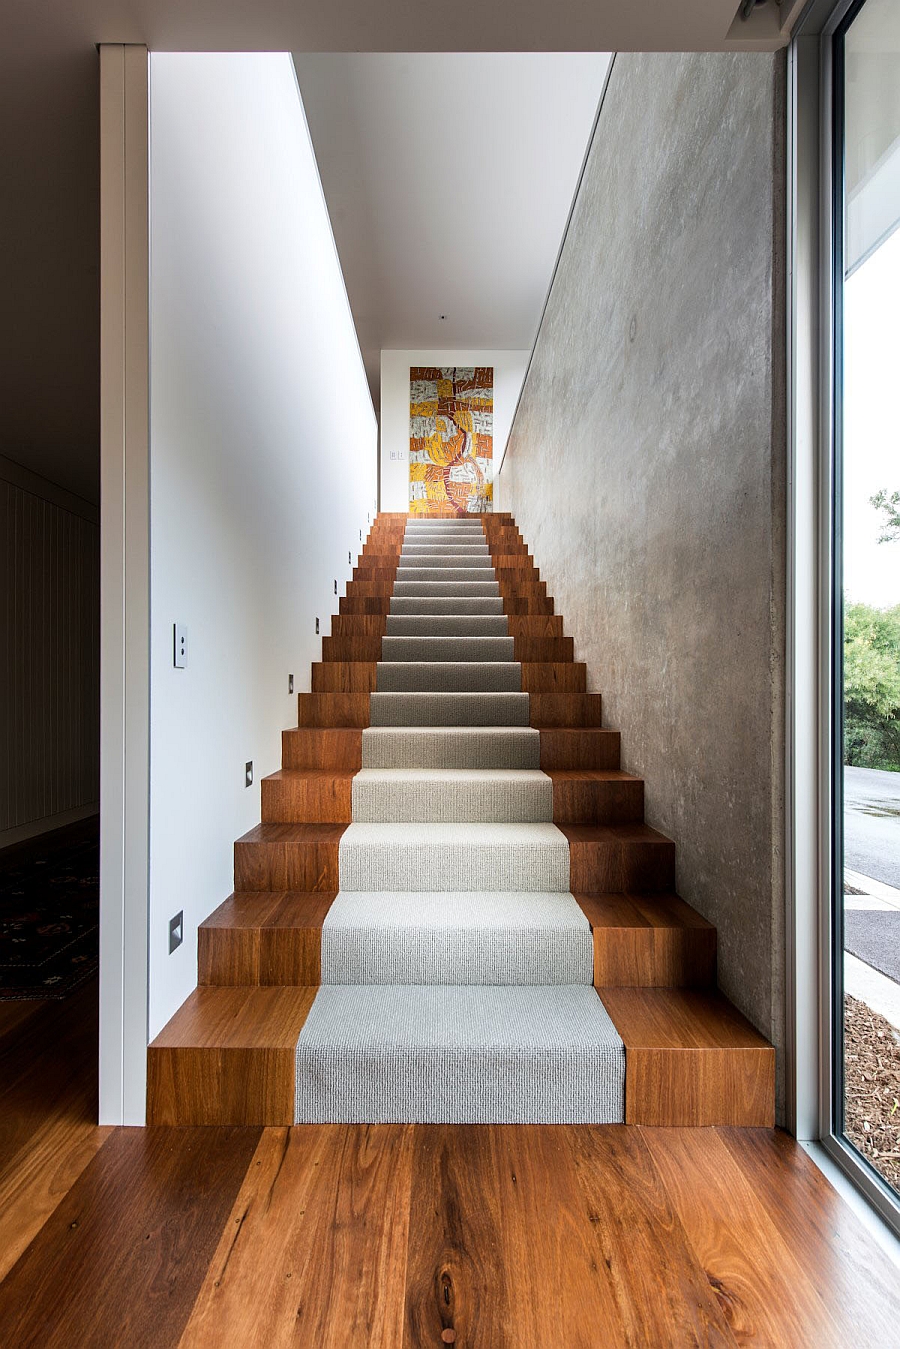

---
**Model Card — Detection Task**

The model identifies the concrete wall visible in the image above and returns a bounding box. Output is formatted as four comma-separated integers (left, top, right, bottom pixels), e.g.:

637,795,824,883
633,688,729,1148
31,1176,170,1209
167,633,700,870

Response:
148,54,377,1039
380,350,529,513
500,52,786,1106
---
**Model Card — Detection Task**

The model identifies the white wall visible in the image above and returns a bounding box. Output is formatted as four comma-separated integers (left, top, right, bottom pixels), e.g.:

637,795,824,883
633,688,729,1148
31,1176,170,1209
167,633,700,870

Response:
149,53,377,1038
379,349,529,513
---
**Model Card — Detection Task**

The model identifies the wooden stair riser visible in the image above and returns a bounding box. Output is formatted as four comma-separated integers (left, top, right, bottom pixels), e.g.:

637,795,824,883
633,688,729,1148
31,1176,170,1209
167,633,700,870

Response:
539,728,620,769
530,693,603,726
234,828,345,891
297,693,370,728
563,827,676,893
282,728,363,770
310,662,585,695
576,894,716,988
260,769,644,826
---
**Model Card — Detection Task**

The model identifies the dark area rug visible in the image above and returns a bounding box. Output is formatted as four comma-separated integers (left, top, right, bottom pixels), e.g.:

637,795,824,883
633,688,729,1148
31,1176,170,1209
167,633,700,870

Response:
845,909,900,985
0,818,99,999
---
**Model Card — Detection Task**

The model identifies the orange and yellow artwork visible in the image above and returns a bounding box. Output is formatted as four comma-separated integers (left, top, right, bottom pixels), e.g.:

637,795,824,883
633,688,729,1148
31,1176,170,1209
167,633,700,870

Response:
409,366,493,516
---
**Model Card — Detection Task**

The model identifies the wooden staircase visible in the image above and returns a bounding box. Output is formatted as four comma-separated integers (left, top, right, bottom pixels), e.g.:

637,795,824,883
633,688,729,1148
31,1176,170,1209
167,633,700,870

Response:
147,512,774,1127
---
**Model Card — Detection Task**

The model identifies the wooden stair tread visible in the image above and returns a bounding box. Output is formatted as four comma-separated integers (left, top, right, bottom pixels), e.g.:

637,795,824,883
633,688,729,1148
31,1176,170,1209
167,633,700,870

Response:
237,823,347,845
576,891,715,931
149,985,316,1051
547,769,642,785
263,768,354,785
201,890,335,932
602,988,771,1051
560,822,673,845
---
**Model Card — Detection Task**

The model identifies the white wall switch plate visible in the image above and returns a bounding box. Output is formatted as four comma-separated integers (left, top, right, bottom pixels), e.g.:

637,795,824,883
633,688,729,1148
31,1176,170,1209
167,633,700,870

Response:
174,623,187,668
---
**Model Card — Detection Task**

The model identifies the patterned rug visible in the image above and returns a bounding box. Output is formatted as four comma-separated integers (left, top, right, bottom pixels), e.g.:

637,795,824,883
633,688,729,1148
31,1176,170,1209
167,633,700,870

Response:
0,819,99,999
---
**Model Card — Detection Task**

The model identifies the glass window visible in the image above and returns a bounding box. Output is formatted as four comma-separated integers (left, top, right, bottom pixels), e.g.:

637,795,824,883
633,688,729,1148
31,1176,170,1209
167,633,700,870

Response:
837,0,900,1204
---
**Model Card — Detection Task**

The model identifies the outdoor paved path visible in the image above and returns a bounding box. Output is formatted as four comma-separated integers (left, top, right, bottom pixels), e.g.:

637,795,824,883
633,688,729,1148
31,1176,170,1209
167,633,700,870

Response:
844,765,900,888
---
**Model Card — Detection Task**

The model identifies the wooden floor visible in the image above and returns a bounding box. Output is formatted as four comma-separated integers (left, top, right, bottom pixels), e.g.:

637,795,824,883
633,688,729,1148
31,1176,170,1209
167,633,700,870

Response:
0,984,898,1346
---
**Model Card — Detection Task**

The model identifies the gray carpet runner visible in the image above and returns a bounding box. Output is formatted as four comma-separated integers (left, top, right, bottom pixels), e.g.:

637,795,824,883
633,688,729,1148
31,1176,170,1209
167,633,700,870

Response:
295,514,624,1123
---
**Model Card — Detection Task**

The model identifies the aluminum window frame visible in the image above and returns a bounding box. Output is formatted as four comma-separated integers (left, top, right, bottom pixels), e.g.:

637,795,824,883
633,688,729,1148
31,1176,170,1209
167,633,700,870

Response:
788,0,900,1239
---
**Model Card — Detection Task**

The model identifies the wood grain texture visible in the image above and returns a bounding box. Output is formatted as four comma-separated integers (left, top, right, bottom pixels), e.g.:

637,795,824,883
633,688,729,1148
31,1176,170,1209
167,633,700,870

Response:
717,1126,900,1346
147,986,317,1125
562,823,677,893
577,892,717,987
549,769,644,824
297,693,370,728
0,983,110,1282
261,768,354,823
603,989,775,1126
519,659,583,692
528,692,603,727
281,727,363,770
181,1125,414,1348
641,1128,851,1345
198,891,334,985
339,595,393,614
404,1124,629,1348
311,663,377,696
0,1126,261,1349
502,594,555,615
234,823,345,891
564,1126,738,1346
539,727,621,769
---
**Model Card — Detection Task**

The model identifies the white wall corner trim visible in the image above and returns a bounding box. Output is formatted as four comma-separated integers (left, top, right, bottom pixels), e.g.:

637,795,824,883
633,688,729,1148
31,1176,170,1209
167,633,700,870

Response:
99,43,151,1126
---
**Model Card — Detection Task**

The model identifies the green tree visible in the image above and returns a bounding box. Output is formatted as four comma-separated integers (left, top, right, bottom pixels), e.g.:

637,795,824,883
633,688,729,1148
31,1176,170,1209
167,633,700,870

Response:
870,488,900,544
843,600,900,770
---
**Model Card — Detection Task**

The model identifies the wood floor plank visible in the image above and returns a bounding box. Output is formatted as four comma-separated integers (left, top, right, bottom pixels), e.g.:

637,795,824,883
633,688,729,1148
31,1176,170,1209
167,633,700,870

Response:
640,1127,852,1347
0,1114,112,1283
0,1126,261,1348
0,981,100,1175
403,1125,626,1349
565,1126,738,1346
718,1127,900,1345
180,1124,413,1348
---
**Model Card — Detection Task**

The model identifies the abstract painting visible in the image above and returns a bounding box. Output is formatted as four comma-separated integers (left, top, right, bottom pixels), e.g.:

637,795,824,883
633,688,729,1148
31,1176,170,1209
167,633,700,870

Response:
409,367,493,516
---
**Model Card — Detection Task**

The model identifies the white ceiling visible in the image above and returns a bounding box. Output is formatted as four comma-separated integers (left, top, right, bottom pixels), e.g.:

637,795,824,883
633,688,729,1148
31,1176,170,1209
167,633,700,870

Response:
293,53,611,406
4,0,797,501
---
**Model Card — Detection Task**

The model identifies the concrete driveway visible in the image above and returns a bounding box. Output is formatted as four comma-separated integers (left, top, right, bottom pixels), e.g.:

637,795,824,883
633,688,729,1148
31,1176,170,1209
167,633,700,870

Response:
844,765,900,888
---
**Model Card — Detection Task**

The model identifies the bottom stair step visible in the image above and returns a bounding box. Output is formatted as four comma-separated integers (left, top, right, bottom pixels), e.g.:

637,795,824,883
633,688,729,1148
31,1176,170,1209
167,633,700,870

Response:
147,985,316,1126
294,984,624,1124
602,987,775,1126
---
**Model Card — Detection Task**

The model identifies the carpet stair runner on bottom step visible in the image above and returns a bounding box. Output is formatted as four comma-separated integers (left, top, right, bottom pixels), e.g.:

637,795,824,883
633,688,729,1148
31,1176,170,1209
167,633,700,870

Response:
147,511,776,1128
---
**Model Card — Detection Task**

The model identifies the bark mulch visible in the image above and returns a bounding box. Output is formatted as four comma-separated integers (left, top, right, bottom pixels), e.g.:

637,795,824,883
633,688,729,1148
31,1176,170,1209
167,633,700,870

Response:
844,993,900,1191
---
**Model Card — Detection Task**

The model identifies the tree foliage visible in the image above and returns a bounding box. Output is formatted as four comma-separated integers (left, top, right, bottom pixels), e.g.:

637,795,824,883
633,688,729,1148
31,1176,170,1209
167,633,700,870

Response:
870,488,900,544
843,600,900,770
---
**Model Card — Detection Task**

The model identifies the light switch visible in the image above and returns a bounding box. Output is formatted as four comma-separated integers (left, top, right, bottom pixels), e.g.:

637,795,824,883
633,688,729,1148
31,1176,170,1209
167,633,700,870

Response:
173,624,187,669
245,761,253,788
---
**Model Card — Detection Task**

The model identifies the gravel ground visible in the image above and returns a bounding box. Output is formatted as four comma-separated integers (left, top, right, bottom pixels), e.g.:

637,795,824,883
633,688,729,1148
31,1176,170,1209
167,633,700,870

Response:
845,994,900,1192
